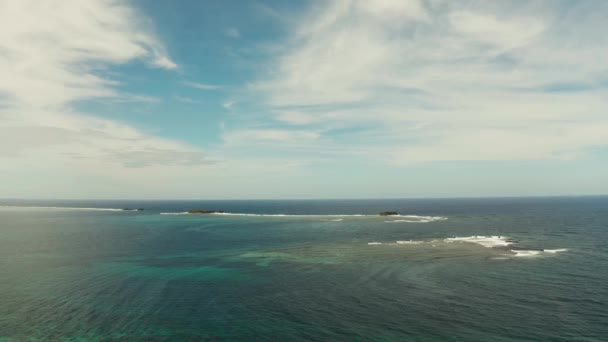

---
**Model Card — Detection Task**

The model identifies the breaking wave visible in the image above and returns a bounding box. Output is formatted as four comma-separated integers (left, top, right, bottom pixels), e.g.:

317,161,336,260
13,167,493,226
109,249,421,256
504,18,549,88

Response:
396,240,425,245
511,248,568,257
0,206,133,212
444,236,513,248
159,212,447,222
367,235,568,259
385,215,448,223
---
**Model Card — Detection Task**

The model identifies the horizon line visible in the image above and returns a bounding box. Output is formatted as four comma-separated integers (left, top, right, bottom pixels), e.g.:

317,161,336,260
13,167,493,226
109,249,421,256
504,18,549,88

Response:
2,194,607,202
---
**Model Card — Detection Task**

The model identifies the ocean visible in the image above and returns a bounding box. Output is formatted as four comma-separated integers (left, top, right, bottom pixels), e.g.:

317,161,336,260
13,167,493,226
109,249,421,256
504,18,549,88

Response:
0,197,607,341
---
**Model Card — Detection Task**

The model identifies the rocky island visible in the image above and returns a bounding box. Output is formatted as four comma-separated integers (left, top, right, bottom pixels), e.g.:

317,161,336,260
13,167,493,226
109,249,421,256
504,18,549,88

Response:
186,209,225,214
379,211,399,216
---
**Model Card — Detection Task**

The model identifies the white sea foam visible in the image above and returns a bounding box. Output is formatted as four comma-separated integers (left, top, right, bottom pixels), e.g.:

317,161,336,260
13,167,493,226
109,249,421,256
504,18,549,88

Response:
401,215,447,220
213,213,387,218
396,240,425,245
158,212,447,221
0,206,127,212
213,213,290,217
385,215,447,223
368,239,431,246
511,250,542,257
511,248,568,257
543,248,568,253
444,236,513,248
367,236,568,260
386,219,430,223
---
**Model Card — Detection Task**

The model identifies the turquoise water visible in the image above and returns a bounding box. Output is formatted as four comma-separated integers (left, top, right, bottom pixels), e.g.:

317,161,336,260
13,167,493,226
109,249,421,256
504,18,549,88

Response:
1,197,607,341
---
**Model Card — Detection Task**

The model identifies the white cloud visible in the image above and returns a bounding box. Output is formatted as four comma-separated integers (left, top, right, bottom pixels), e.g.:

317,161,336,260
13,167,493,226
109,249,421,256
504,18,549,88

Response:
275,111,318,125
448,11,545,51
249,0,608,163
223,129,321,144
184,81,224,91
2,0,608,198
173,96,200,104
355,0,428,22
222,100,237,110
0,0,177,108
0,0,215,198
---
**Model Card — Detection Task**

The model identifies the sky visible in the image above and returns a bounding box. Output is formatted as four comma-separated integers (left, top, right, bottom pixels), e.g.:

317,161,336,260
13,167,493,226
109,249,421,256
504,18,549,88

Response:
1,0,608,199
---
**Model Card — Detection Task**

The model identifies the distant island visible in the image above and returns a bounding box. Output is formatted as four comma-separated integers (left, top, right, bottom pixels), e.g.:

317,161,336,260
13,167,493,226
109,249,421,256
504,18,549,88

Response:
187,209,225,214
184,209,399,216
122,208,144,211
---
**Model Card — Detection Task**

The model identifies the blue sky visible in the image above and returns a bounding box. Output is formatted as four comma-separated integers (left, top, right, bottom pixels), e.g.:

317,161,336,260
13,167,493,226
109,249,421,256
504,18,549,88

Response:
1,0,607,199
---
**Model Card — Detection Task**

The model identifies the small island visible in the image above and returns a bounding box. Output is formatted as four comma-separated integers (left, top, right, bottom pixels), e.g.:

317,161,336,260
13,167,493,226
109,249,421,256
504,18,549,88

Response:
187,209,225,214
379,211,399,216
122,208,144,211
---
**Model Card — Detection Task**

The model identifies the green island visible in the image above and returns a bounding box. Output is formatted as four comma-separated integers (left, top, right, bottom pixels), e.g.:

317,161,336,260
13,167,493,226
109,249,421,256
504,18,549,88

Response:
187,209,225,214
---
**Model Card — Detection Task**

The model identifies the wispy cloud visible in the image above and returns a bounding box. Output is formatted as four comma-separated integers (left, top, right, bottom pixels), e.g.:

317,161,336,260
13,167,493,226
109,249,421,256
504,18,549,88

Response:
247,0,608,163
225,27,241,38
223,129,321,144
110,148,213,168
173,96,201,104
222,100,237,110
0,0,212,198
2,0,608,198
184,81,224,91
0,0,177,108
107,94,162,104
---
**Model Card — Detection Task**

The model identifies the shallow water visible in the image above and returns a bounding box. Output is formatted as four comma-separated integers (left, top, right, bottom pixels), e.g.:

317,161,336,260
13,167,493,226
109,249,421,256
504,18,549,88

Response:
1,197,607,341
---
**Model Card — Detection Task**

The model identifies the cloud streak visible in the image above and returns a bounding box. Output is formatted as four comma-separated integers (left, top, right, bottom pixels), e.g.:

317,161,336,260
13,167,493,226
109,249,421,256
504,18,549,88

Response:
247,0,608,163
184,81,224,91
2,0,607,199
0,0,212,197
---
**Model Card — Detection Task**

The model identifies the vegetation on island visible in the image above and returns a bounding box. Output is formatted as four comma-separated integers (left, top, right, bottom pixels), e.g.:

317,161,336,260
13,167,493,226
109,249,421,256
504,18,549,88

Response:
187,209,225,214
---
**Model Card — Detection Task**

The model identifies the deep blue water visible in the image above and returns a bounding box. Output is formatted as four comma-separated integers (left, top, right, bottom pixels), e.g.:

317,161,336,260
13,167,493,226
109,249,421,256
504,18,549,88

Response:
1,197,607,341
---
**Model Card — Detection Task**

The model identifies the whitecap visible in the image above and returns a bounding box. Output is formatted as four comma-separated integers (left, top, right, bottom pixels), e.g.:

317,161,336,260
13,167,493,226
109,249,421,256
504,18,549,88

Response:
212,213,368,217
510,248,568,257
161,212,448,222
367,242,383,245
385,215,447,223
0,206,127,212
444,236,513,248
396,240,425,245
386,219,431,223
543,248,568,253
511,250,542,257
400,215,447,220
